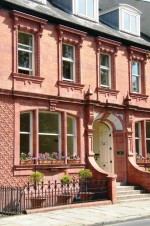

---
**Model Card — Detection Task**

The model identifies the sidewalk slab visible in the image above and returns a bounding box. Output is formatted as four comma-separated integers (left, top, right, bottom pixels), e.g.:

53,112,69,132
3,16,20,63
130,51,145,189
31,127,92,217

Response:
0,200,150,226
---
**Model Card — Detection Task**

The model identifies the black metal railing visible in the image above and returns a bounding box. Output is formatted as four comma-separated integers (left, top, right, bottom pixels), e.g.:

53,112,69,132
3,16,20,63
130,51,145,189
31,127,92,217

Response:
0,179,109,216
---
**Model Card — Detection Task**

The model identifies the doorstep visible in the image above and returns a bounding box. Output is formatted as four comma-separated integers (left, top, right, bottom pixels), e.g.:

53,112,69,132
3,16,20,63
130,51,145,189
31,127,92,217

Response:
25,200,112,214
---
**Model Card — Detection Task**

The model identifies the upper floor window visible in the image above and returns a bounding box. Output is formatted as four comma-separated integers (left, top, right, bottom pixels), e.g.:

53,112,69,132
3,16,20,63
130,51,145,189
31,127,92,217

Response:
18,32,34,75
120,5,141,36
62,44,75,82
132,61,141,93
100,53,111,88
74,0,98,21
122,9,139,35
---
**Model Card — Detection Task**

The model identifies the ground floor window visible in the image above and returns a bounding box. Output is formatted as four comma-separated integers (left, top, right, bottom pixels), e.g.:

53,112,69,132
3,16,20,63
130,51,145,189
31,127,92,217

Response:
135,121,150,158
19,111,77,162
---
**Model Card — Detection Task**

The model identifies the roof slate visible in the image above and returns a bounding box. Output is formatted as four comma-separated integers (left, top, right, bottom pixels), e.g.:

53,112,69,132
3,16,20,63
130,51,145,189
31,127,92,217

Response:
2,0,150,48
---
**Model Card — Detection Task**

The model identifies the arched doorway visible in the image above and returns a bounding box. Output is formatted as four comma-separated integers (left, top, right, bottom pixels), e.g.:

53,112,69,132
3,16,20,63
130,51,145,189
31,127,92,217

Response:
93,121,114,173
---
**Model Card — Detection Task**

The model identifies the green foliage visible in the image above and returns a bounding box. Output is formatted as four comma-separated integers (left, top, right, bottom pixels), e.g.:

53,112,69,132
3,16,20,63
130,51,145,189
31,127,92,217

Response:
79,169,92,180
60,174,72,185
29,171,44,184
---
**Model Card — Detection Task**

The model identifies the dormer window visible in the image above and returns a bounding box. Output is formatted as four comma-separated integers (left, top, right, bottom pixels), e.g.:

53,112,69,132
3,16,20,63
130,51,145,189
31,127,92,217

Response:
99,4,141,36
121,7,140,36
74,0,99,22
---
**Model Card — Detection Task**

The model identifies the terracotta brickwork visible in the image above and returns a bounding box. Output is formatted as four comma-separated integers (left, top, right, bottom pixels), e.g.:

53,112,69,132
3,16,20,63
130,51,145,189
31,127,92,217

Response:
0,5,150,194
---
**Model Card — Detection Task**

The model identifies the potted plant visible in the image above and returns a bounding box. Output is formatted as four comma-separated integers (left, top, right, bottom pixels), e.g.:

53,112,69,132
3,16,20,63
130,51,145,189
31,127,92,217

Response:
67,155,80,164
57,174,72,204
29,172,46,208
20,152,35,165
60,174,72,185
78,169,93,201
29,171,44,184
79,169,92,181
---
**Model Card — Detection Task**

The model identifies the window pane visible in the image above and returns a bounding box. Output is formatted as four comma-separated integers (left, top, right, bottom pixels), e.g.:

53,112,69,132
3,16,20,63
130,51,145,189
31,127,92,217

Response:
87,0,94,18
124,12,130,30
147,140,150,154
67,136,74,156
18,51,32,70
39,113,59,134
132,62,140,75
63,61,73,80
77,0,86,15
63,45,73,60
18,32,33,49
20,134,30,154
146,122,150,138
20,113,30,132
135,139,140,155
39,135,59,153
131,15,137,33
132,75,139,92
100,54,109,67
135,123,139,137
101,69,109,86
67,117,74,134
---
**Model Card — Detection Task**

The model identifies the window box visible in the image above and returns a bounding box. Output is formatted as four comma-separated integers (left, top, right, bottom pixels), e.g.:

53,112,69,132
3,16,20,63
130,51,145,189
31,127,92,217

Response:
20,160,35,165
67,159,80,164
51,160,65,164
38,160,52,165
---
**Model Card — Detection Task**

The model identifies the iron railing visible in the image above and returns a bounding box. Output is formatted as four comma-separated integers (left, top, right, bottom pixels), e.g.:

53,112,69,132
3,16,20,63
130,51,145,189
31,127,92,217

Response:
0,179,108,216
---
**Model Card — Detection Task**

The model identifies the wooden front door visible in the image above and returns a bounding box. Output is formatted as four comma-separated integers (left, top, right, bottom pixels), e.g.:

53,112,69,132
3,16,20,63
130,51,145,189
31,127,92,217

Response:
93,122,114,173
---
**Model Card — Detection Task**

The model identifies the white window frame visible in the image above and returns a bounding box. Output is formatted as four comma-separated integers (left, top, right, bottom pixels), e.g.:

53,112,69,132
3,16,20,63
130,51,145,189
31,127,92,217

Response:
38,112,61,155
120,8,140,36
18,31,34,75
62,44,75,82
135,122,142,156
132,61,141,93
20,112,33,155
146,121,150,154
32,0,46,5
100,53,111,88
73,0,99,22
67,116,77,156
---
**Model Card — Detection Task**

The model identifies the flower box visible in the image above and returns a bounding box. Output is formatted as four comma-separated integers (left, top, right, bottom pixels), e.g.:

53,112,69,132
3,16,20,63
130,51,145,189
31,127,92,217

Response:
67,159,80,164
20,160,34,165
51,160,65,164
38,160,52,164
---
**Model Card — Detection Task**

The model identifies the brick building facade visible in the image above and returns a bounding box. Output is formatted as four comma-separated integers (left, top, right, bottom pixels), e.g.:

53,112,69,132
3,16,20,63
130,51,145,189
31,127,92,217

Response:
1,0,150,196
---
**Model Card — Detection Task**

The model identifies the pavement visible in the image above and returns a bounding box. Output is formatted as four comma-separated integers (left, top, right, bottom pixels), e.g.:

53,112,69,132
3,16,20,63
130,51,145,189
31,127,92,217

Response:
0,200,150,226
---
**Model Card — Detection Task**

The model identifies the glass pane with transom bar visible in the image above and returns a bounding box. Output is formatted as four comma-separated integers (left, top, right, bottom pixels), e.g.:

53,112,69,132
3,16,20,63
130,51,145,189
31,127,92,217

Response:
131,15,137,33
101,69,109,86
100,54,110,87
123,12,130,31
132,61,140,93
87,0,94,18
63,61,73,80
39,112,59,134
77,0,86,15
18,32,33,75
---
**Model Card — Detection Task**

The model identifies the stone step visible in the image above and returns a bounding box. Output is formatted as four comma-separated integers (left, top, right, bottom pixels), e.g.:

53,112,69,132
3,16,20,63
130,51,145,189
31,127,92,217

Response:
117,189,146,195
116,185,141,191
117,193,150,201
116,182,150,203
117,197,150,203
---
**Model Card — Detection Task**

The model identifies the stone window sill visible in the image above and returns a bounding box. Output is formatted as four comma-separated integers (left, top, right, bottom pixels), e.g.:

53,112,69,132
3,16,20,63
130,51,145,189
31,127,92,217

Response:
97,87,119,96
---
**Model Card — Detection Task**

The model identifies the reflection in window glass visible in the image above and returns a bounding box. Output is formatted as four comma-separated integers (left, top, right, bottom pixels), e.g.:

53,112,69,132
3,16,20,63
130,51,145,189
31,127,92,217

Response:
62,44,74,81
18,32,33,75
20,112,32,156
100,54,110,87
135,122,141,155
39,112,60,154
132,61,140,93
67,116,77,156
